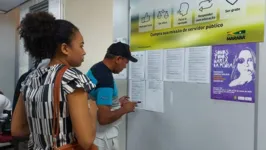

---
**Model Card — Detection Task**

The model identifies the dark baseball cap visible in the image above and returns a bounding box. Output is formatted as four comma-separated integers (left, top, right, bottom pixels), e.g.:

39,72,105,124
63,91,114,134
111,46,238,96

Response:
107,42,138,62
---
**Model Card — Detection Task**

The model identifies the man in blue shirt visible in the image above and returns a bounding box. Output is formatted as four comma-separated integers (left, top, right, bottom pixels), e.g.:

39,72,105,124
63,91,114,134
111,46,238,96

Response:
87,42,138,150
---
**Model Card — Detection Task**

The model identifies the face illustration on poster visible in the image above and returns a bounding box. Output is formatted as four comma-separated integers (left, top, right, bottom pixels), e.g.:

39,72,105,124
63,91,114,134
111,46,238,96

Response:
211,43,256,103
229,48,256,88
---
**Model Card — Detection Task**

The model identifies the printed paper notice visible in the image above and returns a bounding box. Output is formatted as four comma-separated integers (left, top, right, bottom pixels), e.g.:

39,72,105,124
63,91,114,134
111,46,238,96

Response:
129,80,145,109
129,51,145,80
185,46,211,83
146,80,164,113
146,50,163,80
211,43,256,103
163,48,185,81
113,68,127,79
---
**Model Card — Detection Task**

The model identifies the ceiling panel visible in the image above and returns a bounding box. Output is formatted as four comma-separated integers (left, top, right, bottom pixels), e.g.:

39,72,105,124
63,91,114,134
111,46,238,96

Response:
0,0,29,13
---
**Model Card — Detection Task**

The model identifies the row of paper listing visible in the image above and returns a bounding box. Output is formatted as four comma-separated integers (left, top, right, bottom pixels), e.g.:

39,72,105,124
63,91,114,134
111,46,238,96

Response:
114,46,212,113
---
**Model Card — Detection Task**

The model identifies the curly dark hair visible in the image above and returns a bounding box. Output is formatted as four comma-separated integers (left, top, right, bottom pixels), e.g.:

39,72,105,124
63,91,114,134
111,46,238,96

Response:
19,12,79,61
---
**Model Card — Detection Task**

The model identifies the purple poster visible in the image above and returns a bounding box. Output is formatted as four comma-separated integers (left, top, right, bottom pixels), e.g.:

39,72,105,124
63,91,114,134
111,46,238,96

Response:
211,43,256,103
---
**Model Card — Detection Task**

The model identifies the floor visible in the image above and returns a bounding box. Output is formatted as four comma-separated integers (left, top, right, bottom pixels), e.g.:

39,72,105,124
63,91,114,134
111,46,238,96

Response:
0,143,12,150
0,141,27,150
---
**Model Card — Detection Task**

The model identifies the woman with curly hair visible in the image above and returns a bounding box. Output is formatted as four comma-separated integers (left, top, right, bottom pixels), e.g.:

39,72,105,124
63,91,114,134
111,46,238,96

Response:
11,12,97,150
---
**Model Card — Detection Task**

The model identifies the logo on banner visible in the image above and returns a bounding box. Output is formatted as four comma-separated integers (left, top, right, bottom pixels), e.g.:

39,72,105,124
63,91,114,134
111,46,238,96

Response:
227,30,246,41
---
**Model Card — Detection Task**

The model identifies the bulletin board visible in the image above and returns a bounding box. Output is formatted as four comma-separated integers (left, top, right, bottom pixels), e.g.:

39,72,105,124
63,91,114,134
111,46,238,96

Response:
126,0,263,150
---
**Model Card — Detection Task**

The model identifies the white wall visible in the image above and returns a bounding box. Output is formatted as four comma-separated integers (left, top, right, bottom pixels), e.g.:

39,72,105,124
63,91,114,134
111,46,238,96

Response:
64,0,113,73
63,1,127,150
0,8,19,99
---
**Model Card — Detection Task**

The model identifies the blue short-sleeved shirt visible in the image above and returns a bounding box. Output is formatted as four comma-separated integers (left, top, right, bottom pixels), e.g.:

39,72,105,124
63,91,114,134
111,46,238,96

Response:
86,62,119,107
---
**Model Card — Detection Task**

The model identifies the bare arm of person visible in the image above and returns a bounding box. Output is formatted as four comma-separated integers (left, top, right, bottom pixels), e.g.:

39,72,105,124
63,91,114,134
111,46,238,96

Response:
11,94,30,137
97,100,137,125
88,99,97,131
67,88,97,150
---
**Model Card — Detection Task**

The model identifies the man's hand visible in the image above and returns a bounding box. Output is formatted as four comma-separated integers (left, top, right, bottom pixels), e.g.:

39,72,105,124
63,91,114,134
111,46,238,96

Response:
122,101,138,113
119,96,129,106
96,99,141,125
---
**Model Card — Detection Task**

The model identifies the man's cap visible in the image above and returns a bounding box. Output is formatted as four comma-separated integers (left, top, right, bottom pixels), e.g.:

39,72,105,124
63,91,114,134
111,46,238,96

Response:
107,42,138,62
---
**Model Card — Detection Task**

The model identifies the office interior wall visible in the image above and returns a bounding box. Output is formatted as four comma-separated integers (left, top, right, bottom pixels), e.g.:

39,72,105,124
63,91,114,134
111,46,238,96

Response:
126,0,260,150
127,83,255,150
0,8,19,99
64,0,113,73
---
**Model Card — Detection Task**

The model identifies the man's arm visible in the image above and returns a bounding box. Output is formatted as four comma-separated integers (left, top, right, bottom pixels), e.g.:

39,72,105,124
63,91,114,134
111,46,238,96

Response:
97,105,127,125
96,88,136,125
86,68,136,125
96,87,125,125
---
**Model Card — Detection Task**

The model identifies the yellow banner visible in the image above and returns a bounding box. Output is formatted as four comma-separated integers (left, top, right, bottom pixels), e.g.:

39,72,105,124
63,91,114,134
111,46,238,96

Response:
130,0,265,51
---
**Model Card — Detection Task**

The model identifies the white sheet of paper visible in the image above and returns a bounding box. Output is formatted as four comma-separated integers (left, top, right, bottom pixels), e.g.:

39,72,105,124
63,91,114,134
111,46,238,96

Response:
129,80,146,109
145,80,164,113
129,51,145,80
163,48,185,81
185,46,211,83
113,68,127,79
146,50,163,80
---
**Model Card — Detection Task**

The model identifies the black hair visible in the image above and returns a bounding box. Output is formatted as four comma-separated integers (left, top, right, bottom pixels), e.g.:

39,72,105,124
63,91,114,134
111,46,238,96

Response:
19,12,79,61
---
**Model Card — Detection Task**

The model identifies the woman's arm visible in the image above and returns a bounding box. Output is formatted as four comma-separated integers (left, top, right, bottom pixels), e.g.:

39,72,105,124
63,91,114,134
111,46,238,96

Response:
88,100,97,132
11,94,30,137
67,88,97,150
